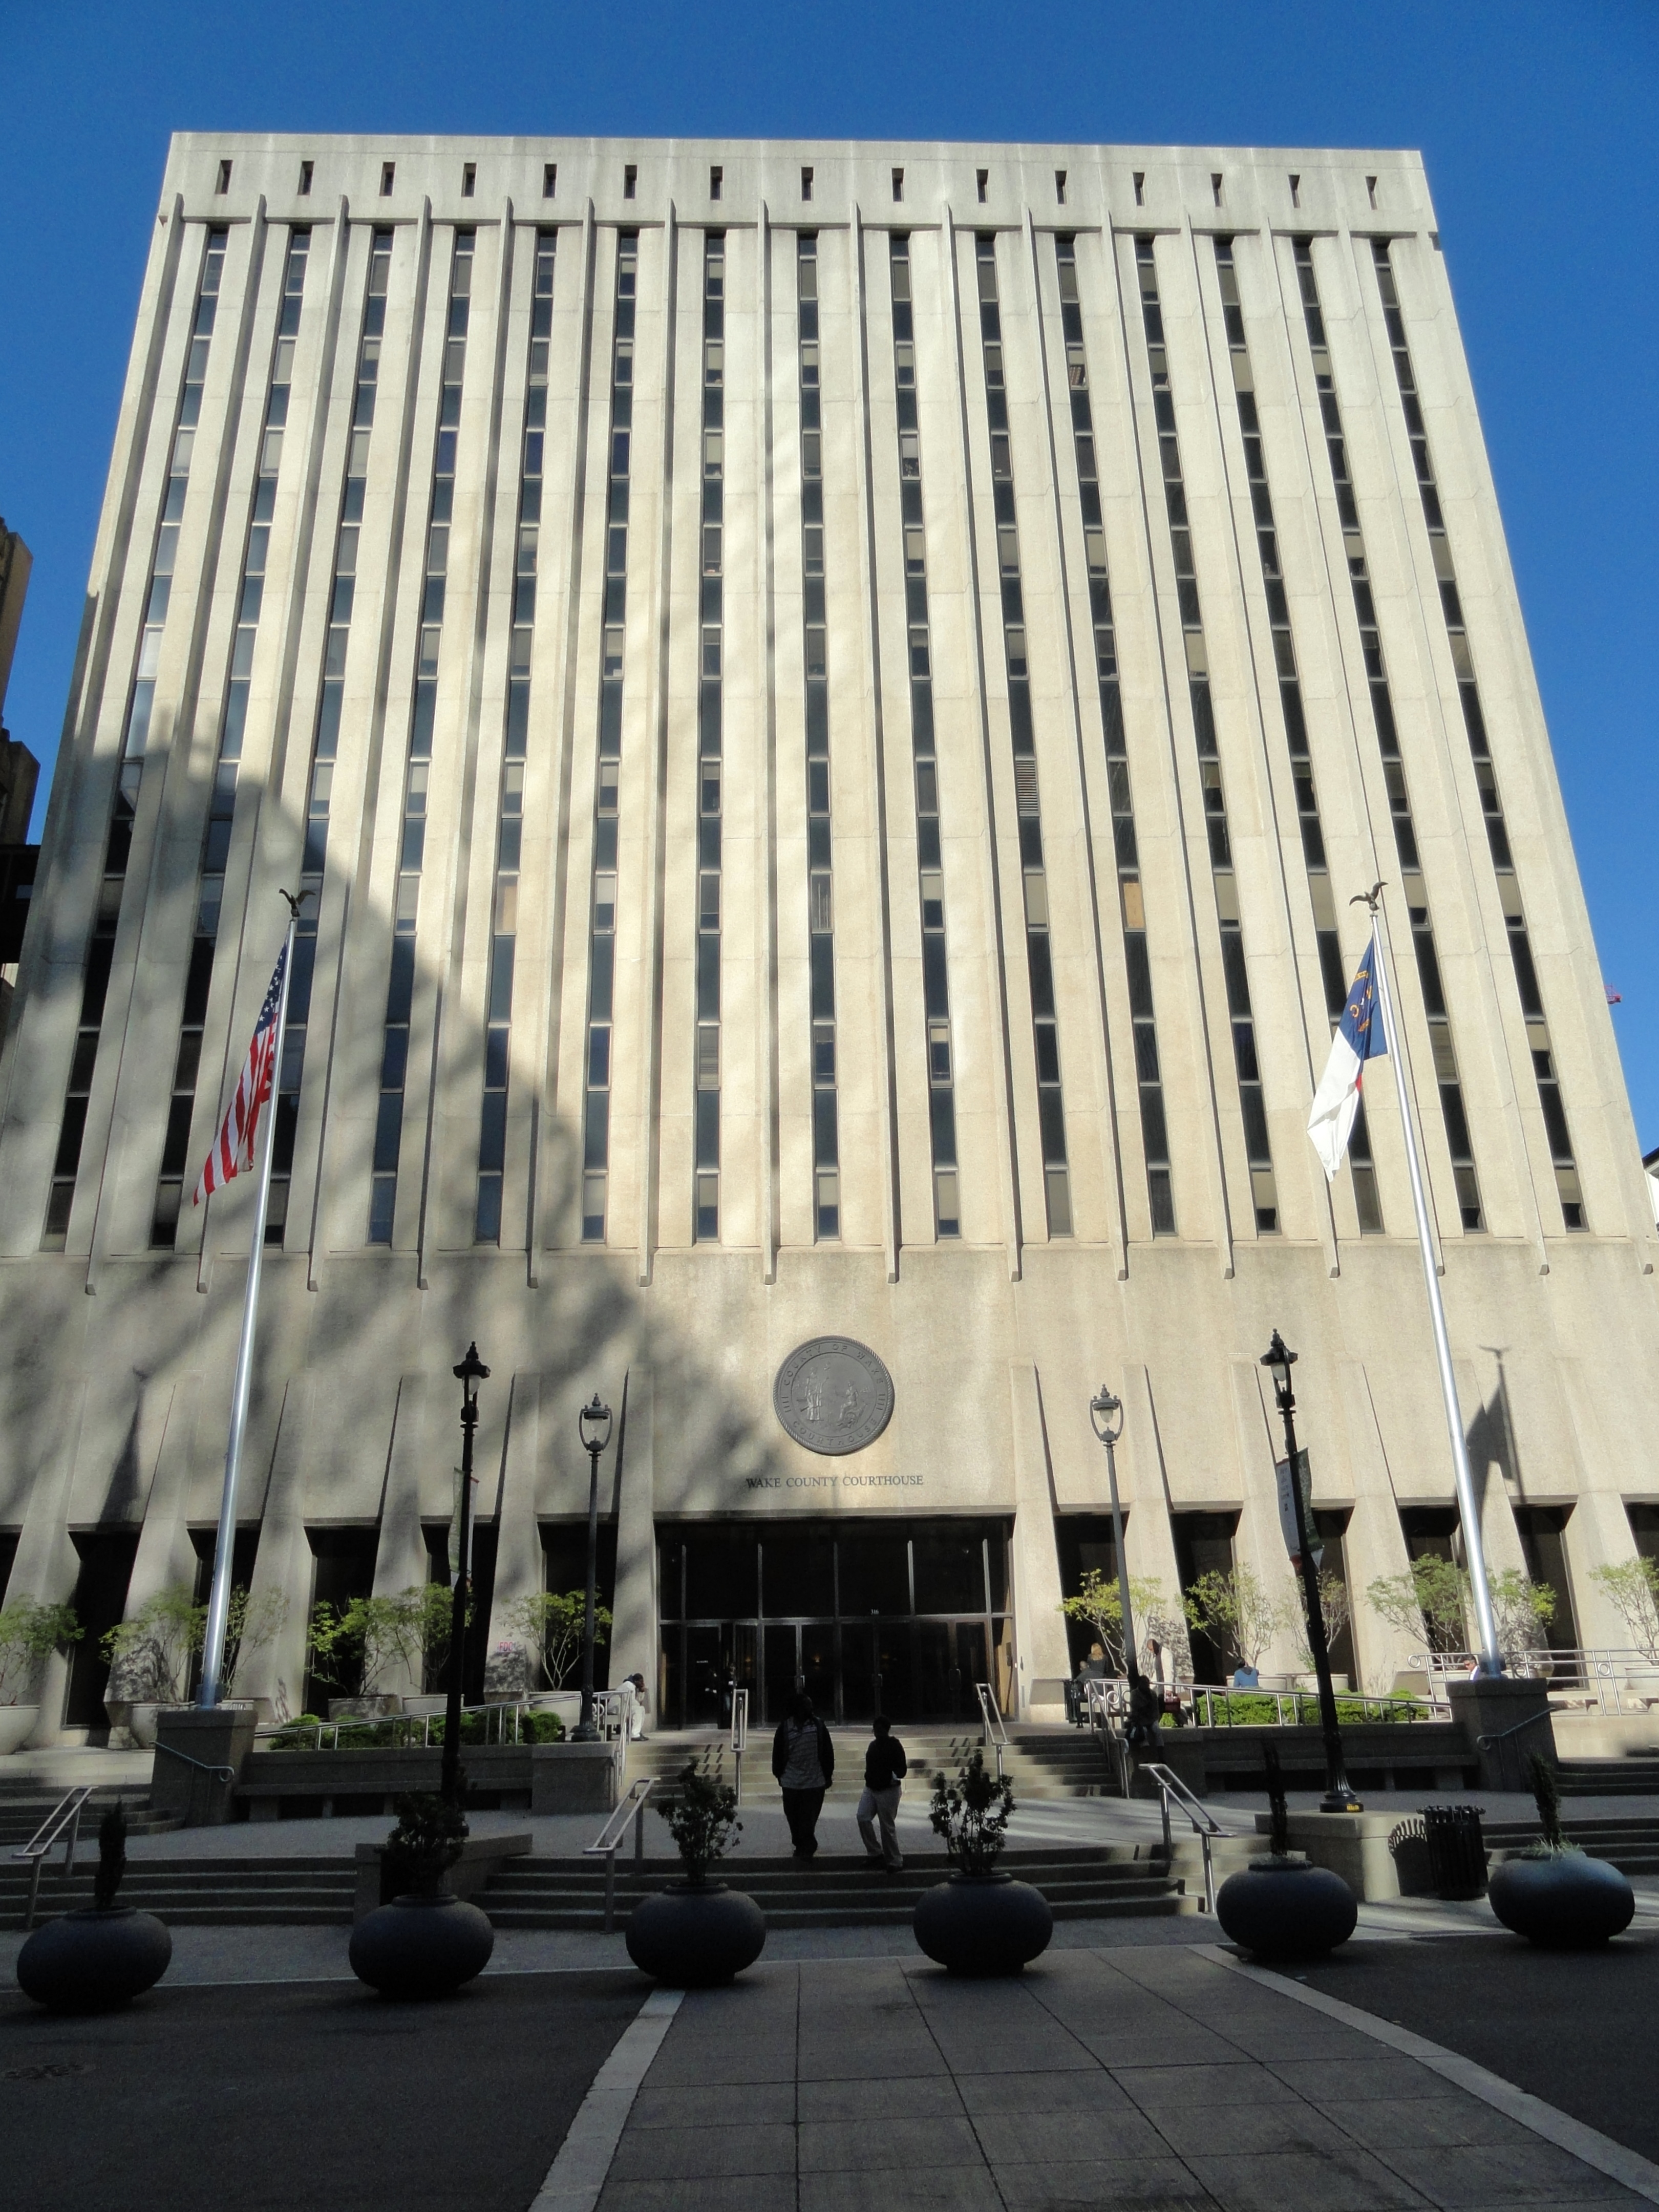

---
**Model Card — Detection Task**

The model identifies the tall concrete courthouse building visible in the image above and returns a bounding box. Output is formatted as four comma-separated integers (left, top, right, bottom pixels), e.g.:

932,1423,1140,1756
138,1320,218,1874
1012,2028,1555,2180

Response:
2,132,1653,1738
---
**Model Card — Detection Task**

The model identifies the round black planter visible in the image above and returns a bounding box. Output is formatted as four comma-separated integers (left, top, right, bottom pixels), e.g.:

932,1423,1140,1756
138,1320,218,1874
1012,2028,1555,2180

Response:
626,1881,767,1986
1216,1855,1357,1961
1488,1851,1634,1948
16,1906,173,2013
913,1871,1054,1977
349,1891,495,1998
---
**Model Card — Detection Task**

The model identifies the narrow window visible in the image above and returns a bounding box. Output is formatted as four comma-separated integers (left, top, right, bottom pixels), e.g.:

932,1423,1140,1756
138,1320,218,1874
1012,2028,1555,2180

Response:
709,164,722,201
380,162,395,197
1132,171,1145,206
543,162,558,199
623,163,637,200
462,162,476,198
216,159,232,195
1054,169,1067,205
1366,174,1378,209
801,165,813,201
891,167,904,203
976,168,988,203
1288,173,1301,208
299,160,314,196
1210,172,1223,207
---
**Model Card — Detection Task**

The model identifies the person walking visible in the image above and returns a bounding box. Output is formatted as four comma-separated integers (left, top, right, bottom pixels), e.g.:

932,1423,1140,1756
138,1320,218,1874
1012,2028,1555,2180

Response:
771,1692,834,1859
857,1714,907,1871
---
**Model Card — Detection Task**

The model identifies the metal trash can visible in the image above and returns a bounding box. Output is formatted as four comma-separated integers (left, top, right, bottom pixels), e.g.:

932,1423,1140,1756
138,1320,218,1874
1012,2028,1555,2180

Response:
1423,1803,1487,1900
1388,1816,1434,1897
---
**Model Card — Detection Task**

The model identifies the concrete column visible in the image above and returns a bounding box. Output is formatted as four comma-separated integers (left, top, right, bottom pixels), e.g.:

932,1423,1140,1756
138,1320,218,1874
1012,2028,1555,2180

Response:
370,1374,432,1703
1007,1363,1071,1718
610,1366,657,1712
236,1375,315,1719
484,1371,546,1695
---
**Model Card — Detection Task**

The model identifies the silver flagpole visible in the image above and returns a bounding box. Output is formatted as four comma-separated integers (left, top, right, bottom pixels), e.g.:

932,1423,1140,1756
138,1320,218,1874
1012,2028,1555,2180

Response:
1364,888,1503,1674
198,895,305,1709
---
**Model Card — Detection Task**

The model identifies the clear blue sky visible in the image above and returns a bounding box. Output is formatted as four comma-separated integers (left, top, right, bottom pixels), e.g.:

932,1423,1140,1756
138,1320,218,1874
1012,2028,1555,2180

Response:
4,2,1654,1140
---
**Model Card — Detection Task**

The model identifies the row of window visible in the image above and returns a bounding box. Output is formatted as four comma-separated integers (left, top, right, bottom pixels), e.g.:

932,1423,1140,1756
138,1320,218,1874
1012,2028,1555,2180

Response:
152,228,312,1249
44,226,231,1251
580,232,639,1243
1213,236,1382,1236
693,233,727,1242
797,235,840,1240
1292,241,1488,1235
975,234,1071,1237
1135,235,1280,1237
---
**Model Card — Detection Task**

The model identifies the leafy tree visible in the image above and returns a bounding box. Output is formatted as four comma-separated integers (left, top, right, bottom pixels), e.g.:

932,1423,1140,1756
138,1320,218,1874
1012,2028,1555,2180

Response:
103,1586,206,1702
308,1585,463,1696
1182,1565,1283,1676
1367,1557,1470,1655
1590,1558,1659,1663
1488,1568,1556,1668
381,1790,469,1897
0,1599,80,1704
1287,1570,1351,1673
1058,1569,1168,1676
499,1589,613,1691
221,1587,290,1698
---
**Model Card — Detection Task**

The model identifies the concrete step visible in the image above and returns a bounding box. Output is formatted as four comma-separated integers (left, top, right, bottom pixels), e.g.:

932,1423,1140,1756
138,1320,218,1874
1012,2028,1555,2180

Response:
0,1855,356,1930
1557,1760,1659,1797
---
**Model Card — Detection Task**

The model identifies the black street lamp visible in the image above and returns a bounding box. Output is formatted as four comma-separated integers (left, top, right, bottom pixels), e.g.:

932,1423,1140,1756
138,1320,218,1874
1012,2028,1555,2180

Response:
1261,1329,1361,1814
1088,1386,1161,1753
573,1393,613,1742
441,1343,491,1809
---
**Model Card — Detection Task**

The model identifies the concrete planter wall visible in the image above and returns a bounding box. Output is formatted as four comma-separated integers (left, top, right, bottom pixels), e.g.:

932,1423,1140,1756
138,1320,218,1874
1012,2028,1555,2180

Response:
353,1833,533,1921
0,1705,38,1755
239,1740,619,1820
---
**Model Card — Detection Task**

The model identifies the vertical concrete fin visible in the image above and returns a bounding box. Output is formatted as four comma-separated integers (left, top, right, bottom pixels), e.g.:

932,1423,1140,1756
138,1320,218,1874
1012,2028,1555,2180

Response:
1007,1361,1069,1713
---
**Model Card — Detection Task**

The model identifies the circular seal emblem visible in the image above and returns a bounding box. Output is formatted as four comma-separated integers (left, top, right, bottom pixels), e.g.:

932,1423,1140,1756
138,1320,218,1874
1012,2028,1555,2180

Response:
773,1337,895,1457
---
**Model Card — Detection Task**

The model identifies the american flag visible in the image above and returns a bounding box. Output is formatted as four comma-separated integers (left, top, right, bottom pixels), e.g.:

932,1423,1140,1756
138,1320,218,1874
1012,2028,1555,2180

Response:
193,942,289,1206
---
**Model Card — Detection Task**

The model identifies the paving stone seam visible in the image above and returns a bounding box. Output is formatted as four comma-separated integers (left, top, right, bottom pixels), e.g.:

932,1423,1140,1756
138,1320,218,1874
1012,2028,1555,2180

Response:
527,1987,684,2212
1196,1942,1659,2207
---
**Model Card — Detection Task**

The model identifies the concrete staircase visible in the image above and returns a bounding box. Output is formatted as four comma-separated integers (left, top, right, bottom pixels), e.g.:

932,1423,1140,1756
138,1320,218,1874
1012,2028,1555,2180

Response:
1556,1757,1659,1799
0,1781,179,1849
480,1843,1184,1931
1484,1812,1659,1877
0,1854,357,1930
624,1726,1118,1802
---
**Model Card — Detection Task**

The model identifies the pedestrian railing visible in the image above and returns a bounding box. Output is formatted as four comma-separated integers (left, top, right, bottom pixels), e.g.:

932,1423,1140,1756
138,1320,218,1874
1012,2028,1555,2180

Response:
1138,1762,1233,1915
975,1682,1010,1780
584,1777,655,1932
1409,1647,1659,1716
1080,1676,1439,1733
11,1784,93,1931
259,1689,638,1754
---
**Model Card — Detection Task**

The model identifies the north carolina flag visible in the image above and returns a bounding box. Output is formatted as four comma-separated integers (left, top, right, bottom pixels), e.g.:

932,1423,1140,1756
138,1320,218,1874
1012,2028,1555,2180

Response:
1307,937,1386,1179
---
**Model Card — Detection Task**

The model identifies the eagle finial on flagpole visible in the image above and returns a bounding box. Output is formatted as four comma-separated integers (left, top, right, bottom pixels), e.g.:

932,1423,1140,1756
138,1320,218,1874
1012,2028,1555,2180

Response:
1350,880,1386,913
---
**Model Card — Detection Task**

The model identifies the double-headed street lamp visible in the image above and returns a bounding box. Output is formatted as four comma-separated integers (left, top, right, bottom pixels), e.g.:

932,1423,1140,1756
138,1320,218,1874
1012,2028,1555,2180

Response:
1261,1329,1360,1814
441,1343,491,1809
1088,1386,1160,1752
572,1393,614,1742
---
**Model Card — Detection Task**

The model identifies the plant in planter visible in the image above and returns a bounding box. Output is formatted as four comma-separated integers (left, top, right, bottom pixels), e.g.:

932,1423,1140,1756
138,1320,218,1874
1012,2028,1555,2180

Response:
0,1598,80,1754
1287,1569,1351,1682
1367,1556,1471,1658
103,1586,206,1743
1214,1743,1357,1960
220,1587,289,1700
626,1758,765,1986
1487,1754,1634,1947
1059,1569,1168,1679
912,1745,1052,1977
15,1804,173,2012
1183,1567,1284,1683
1589,1558,1659,1666
308,1585,462,1712
348,1788,496,1998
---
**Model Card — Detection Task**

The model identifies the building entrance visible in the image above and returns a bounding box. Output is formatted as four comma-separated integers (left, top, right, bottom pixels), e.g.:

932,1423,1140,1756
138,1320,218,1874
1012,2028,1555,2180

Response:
657,1516,1013,1730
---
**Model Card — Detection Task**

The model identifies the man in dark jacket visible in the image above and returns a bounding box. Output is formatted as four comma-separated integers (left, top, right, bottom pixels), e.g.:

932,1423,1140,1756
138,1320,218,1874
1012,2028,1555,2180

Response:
857,1714,907,1870
771,1693,835,1858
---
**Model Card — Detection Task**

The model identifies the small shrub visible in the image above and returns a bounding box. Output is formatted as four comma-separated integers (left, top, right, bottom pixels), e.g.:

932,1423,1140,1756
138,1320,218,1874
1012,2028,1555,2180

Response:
94,1803,128,1910
657,1758,741,1884
381,1791,468,1897
929,1745,1015,1876
0,1599,81,1704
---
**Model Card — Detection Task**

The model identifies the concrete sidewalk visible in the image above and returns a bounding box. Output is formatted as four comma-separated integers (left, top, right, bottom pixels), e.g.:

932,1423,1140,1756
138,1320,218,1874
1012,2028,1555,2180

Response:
590,1945,1659,2210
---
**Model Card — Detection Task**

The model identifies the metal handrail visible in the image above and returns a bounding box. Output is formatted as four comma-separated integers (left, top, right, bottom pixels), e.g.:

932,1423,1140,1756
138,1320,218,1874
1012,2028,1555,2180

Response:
153,1740,236,1782
975,1683,1009,1779
11,1784,93,1931
1081,1674,1443,1731
256,1688,638,1754
582,1777,655,1932
1408,1646,1659,1716
1138,1761,1232,1916
1477,1707,1555,1750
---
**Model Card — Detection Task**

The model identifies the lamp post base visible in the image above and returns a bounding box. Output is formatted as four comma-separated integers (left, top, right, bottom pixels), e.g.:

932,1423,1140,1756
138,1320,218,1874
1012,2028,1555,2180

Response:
1321,1788,1365,1814
571,1723,600,1742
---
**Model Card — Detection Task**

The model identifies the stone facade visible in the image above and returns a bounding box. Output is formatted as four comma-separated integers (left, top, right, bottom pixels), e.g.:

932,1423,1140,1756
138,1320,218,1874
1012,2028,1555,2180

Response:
1,134,1653,1737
